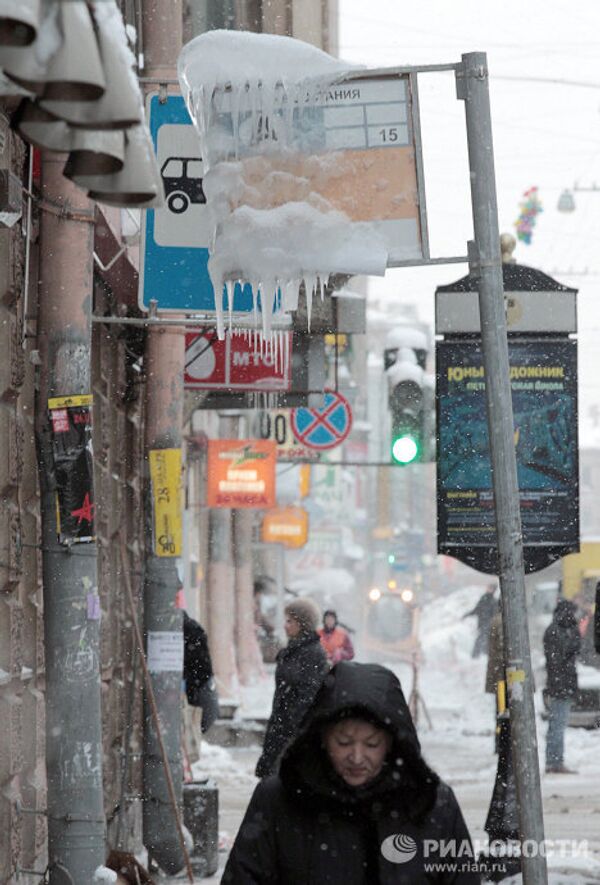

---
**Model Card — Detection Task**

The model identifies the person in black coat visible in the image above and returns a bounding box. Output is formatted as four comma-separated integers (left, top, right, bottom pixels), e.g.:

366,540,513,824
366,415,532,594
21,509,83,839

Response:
594,581,600,656
227,662,480,884
543,598,581,774
183,611,219,733
462,584,497,657
255,597,328,779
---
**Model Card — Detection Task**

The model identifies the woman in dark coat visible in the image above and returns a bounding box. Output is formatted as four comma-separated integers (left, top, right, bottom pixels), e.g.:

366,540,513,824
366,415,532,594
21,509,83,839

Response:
255,597,328,778
543,598,580,773
228,661,479,883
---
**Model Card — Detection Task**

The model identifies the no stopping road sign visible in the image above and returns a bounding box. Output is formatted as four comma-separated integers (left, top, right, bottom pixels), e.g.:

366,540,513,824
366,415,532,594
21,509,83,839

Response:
291,390,353,451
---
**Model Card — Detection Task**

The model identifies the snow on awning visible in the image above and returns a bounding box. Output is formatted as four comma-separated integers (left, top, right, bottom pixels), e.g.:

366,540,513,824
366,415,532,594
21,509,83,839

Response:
177,29,391,338
0,0,162,208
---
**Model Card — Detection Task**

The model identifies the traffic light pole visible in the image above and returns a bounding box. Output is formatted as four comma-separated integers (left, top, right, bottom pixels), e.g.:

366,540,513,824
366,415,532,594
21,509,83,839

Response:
459,52,547,883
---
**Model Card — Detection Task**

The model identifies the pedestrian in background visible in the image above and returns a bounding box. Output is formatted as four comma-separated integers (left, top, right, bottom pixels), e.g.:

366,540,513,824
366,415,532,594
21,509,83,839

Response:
463,583,497,657
485,601,505,753
182,610,218,760
544,598,580,774
318,609,355,664
595,580,600,655
225,662,478,883
255,597,328,778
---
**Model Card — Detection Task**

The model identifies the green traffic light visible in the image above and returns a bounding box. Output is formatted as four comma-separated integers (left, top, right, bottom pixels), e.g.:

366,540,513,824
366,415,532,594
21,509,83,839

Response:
388,553,395,564
392,434,419,464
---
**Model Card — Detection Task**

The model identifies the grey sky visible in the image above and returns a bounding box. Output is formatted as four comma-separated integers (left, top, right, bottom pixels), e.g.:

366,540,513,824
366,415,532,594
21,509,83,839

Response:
339,0,600,442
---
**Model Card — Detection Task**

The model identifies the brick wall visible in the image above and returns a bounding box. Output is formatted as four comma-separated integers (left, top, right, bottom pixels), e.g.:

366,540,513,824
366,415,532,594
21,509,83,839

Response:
0,115,47,884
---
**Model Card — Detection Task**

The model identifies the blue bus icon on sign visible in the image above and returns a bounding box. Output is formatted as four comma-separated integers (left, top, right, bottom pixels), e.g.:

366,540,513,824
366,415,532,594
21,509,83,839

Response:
139,94,254,314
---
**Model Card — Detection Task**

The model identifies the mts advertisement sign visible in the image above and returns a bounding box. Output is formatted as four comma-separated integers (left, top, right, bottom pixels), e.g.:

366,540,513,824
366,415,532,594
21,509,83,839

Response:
207,440,276,509
184,332,291,391
436,338,579,574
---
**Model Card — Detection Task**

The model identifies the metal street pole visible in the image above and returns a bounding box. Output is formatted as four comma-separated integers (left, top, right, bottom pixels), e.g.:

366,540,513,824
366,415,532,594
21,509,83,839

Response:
140,0,185,873
459,52,547,883
36,154,105,883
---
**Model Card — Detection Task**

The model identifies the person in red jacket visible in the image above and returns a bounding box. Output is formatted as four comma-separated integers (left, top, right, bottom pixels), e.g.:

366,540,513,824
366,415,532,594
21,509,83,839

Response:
318,609,355,664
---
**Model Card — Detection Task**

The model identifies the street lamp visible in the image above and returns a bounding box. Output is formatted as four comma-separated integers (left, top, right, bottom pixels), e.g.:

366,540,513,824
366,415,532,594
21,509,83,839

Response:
557,189,576,213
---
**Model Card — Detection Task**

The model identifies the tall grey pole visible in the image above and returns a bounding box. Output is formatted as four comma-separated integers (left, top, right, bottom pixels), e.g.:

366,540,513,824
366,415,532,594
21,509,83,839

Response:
140,0,186,874
459,52,547,883
36,155,105,883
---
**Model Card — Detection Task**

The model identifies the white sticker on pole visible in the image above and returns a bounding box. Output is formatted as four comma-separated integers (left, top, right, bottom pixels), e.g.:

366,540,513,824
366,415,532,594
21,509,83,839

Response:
147,631,184,673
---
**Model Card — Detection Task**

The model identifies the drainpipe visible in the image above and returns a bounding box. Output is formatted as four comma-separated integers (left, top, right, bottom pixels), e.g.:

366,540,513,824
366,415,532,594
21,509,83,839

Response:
140,0,186,873
35,153,105,883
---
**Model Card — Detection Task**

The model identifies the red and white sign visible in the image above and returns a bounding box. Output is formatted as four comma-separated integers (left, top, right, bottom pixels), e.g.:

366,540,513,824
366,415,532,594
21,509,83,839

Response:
184,332,291,391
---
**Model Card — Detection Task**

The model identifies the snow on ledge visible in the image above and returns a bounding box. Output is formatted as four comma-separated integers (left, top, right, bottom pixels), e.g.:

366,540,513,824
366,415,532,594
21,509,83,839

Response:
177,30,389,338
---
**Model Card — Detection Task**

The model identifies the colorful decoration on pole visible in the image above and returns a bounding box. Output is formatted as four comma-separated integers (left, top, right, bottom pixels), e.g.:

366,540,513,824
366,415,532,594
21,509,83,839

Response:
514,187,542,245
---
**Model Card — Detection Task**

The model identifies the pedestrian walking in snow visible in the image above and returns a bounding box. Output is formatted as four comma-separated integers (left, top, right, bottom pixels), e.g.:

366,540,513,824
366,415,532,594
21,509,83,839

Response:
544,598,581,774
484,603,504,697
318,608,355,664
182,611,218,760
227,662,479,883
485,602,505,753
255,597,328,778
462,584,497,657
595,580,600,655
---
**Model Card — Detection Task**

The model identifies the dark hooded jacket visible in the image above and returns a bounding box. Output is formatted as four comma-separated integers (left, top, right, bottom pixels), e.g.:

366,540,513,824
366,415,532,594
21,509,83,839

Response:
544,599,581,699
225,662,479,884
255,630,328,778
595,582,600,655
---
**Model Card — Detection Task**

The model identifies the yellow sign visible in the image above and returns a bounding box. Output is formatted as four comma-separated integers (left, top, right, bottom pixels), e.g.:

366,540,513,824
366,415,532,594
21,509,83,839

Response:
262,506,309,549
149,448,183,557
298,464,311,498
48,393,93,410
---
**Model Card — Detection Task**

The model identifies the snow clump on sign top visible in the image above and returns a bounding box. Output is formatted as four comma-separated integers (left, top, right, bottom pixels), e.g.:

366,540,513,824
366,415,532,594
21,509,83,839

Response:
178,30,389,337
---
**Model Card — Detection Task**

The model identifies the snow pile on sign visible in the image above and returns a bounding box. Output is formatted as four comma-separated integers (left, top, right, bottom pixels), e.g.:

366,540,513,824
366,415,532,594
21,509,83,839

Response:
178,30,388,337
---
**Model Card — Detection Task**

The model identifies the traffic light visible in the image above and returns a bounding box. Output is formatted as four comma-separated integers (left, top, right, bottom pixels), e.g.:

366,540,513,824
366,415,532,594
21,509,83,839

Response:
385,334,435,464
387,355,425,464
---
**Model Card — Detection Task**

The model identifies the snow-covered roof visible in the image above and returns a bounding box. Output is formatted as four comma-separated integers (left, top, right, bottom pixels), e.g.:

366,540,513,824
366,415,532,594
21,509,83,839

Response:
178,29,359,100
386,358,423,387
385,326,428,351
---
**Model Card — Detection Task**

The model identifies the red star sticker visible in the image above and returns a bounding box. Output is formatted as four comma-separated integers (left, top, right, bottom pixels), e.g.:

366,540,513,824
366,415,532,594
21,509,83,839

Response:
71,492,95,525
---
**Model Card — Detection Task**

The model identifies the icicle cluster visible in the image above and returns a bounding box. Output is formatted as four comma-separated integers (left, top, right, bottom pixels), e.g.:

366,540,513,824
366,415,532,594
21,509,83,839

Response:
177,30,381,343
232,326,291,382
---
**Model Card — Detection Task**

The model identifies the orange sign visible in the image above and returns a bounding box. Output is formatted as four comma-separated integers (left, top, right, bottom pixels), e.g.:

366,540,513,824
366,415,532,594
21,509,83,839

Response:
207,439,276,509
262,506,309,549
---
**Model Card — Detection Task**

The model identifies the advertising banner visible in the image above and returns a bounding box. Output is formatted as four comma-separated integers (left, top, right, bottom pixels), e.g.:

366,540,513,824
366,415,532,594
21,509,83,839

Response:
49,394,95,544
184,331,292,391
149,448,183,557
262,506,309,548
437,338,579,574
207,439,276,509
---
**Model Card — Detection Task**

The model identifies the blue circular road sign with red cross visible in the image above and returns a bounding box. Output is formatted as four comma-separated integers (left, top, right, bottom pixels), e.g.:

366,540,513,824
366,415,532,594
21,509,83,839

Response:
291,390,353,451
